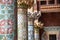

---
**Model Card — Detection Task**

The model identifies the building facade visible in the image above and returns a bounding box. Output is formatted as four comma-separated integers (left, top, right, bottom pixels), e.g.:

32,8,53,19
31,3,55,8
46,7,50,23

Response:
17,0,60,40
37,0,60,40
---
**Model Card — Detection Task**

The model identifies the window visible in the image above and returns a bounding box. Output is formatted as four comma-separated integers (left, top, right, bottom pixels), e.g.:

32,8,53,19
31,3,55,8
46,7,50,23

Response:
49,34,56,40
48,0,54,4
40,1,46,5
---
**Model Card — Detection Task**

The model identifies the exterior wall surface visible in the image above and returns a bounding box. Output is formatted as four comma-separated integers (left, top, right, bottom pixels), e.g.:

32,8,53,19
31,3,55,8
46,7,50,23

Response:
39,13,60,26
42,27,60,40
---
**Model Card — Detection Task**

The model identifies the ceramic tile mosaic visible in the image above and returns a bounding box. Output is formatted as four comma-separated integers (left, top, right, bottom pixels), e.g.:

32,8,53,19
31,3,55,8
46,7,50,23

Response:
18,9,28,40
0,0,16,40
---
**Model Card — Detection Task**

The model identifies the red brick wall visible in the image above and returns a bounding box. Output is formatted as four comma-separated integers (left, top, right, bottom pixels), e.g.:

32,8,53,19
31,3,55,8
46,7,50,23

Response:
39,13,60,26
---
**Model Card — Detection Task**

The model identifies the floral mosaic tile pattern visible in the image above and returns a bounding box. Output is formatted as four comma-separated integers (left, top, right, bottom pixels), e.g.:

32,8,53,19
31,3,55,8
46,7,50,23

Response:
0,0,16,40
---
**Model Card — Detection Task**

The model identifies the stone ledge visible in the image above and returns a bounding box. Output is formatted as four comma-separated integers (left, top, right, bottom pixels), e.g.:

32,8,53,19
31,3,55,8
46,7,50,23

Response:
44,26,60,31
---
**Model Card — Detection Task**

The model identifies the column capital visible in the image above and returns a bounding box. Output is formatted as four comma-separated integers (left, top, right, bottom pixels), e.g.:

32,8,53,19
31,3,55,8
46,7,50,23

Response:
28,11,41,20
34,19,44,28
17,0,34,9
28,12,34,21
18,8,27,14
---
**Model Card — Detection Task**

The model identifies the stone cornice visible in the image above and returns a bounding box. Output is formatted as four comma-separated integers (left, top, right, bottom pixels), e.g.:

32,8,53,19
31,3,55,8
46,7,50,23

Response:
44,26,60,31
40,5,60,12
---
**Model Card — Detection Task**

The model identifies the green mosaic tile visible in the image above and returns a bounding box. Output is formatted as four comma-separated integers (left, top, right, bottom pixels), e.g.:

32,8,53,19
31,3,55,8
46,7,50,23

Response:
8,10,14,13
1,5,5,9
1,10,5,14
8,6,14,9
0,14,5,19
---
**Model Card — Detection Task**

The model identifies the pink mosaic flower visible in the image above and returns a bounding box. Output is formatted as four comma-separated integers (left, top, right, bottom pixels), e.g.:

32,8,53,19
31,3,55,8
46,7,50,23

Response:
2,0,13,4
8,20,14,27
0,28,5,34
0,20,6,26
7,27,13,34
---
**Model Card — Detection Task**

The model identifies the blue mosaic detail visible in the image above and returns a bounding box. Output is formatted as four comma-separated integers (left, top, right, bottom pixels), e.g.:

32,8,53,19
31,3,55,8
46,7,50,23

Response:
1,5,5,9
0,34,14,40
28,25,34,40
8,10,14,13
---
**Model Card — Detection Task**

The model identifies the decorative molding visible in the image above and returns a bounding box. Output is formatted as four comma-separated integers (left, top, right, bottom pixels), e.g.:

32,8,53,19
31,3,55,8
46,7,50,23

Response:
40,5,60,9
44,26,60,31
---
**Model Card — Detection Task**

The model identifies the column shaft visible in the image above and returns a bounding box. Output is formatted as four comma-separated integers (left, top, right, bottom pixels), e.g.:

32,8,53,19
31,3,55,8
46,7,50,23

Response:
18,8,28,40
34,27,40,40
46,0,49,5
0,0,16,40
28,19,34,40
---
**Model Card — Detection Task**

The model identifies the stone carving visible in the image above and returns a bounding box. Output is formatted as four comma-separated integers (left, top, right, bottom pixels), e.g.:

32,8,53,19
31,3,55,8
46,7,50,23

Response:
28,11,41,20
34,19,44,28
17,0,34,8
28,6,41,40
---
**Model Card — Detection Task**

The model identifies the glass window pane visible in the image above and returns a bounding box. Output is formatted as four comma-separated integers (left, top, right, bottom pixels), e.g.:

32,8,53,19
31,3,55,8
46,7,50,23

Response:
49,34,56,40
40,1,46,5
48,0,54,4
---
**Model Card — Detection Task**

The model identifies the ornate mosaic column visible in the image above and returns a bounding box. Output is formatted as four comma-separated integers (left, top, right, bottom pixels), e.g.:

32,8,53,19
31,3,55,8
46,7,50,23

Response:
17,0,34,40
0,0,17,40
28,6,41,40
28,12,34,40
18,8,28,40
34,20,44,40
28,19,34,40
34,20,40,40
